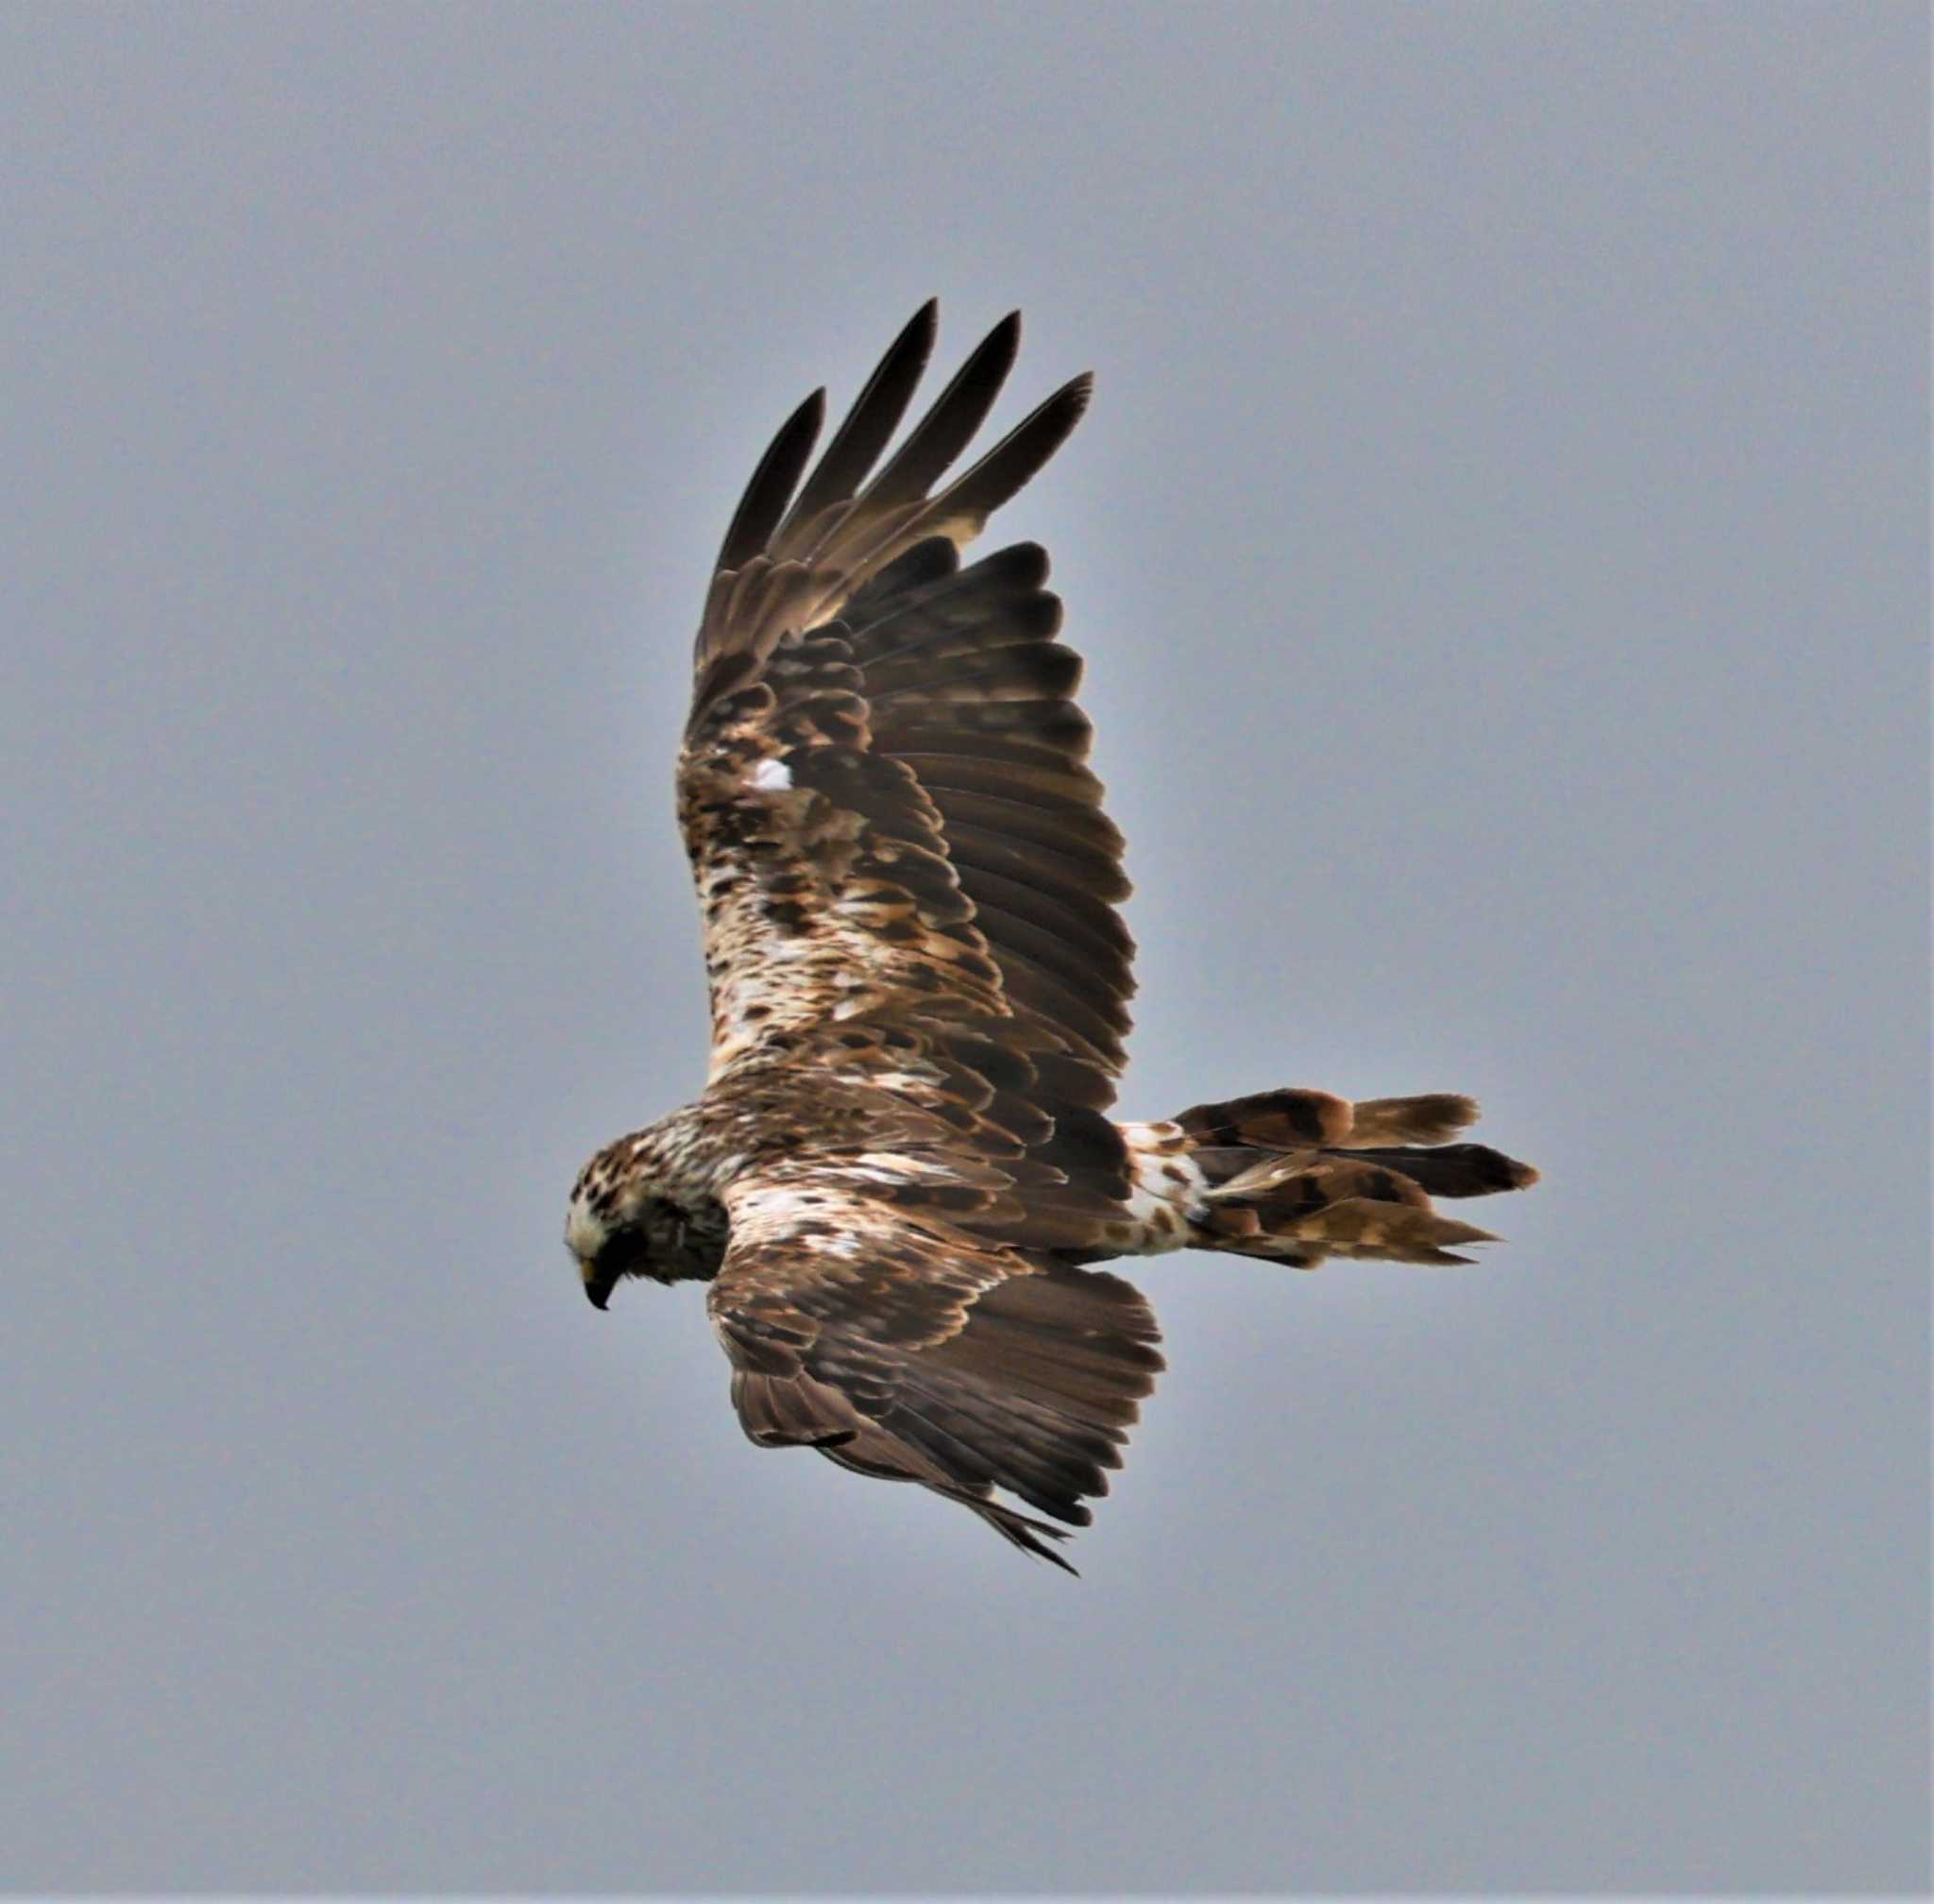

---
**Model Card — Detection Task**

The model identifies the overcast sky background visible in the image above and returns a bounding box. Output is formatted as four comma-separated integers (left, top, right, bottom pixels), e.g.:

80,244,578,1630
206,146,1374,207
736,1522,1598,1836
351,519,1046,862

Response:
4,4,1926,1894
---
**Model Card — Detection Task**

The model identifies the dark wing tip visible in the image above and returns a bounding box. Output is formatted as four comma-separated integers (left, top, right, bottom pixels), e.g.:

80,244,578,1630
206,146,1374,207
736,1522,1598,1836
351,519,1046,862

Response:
1051,370,1095,433
715,384,827,575
923,368,1095,538
856,310,1028,515
775,304,944,551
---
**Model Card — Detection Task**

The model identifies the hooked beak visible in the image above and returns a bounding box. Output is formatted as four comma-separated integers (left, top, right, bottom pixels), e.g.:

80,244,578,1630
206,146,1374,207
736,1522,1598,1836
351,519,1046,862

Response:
581,1260,616,1311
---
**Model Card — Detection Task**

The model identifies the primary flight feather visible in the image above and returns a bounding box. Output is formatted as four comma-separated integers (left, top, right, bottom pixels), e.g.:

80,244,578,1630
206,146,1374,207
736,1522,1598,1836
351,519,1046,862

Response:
566,303,1537,1571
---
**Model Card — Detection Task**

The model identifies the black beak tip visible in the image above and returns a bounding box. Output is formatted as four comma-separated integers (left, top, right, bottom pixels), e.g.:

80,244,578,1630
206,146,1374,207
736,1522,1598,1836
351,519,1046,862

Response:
583,1273,613,1311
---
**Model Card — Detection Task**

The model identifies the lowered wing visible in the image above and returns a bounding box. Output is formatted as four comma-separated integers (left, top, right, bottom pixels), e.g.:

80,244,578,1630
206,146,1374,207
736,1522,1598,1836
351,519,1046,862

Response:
709,1160,1162,1572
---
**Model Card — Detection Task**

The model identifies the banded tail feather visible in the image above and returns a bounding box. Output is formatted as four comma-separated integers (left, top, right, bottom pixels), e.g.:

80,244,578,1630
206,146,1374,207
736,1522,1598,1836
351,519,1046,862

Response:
1120,1088,1538,1268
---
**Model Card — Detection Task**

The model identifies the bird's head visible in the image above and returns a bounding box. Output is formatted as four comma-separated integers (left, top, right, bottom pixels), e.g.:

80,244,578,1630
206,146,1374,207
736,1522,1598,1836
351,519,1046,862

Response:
566,1133,718,1307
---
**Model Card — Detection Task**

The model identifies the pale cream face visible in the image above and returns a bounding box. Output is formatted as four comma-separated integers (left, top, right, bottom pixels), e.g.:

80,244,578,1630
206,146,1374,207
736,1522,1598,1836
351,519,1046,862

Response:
565,1141,647,1295
563,1190,610,1267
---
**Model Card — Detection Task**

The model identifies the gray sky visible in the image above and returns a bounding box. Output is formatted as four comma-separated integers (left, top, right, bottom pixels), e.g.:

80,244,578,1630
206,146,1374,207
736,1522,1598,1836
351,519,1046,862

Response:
5,2,1926,1893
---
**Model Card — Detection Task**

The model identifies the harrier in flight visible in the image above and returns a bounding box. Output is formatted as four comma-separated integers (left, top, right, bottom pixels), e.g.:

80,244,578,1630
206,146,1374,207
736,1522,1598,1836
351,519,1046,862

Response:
567,304,1536,1571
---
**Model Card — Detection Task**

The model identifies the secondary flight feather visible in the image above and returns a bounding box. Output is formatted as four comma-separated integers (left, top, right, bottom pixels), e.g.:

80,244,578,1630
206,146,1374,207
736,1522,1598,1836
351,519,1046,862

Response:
566,303,1537,1571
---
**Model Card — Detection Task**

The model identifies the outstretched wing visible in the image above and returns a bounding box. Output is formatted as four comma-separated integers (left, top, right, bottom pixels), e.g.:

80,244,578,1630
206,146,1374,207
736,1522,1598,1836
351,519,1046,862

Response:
678,303,1134,1082
708,1159,1163,1572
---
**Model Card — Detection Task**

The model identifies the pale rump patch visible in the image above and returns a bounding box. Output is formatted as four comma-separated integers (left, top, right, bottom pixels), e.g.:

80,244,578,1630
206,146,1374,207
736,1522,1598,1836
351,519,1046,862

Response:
747,757,792,792
1112,1122,1211,1254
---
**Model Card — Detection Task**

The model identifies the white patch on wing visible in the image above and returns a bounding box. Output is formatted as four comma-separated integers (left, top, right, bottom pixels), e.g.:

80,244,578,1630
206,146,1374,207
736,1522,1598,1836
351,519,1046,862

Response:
724,1177,896,1263
747,757,791,792
867,1072,930,1093
849,1151,956,1183
729,1182,830,1229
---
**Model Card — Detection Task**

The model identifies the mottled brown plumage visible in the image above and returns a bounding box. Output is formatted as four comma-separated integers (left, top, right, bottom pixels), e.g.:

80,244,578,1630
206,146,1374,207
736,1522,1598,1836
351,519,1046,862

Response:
565,304,1537,1572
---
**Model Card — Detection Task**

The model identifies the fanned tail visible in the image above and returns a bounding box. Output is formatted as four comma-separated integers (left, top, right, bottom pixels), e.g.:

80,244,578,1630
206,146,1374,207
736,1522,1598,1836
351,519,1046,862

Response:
1121,1088,1537,1269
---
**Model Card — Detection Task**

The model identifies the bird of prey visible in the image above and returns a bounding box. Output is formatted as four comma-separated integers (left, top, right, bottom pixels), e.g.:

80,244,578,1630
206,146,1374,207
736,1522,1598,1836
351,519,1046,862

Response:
566,303,1536,1572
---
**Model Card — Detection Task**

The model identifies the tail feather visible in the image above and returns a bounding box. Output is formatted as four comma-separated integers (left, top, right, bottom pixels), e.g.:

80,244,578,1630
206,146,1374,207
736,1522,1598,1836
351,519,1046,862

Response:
1122,1087,1536,1272
1333,1141,1540,1198
1175,1089,1353,1148
1345,1093,1479,1146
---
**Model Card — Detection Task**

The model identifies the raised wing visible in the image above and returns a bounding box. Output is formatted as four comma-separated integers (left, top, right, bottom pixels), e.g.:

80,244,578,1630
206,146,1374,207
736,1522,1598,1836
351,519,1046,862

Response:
678,304,1133,1082
708,1159,1163,1572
